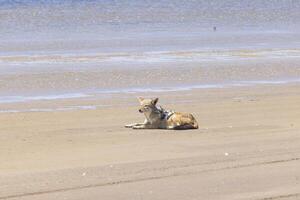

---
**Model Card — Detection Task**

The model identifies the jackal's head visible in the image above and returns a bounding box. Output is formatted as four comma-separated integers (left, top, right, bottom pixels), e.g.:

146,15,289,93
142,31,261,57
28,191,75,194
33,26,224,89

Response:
137,97,159,114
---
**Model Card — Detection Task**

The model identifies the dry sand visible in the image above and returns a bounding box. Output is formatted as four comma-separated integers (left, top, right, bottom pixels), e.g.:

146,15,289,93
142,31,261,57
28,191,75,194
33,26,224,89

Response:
0,84,300,200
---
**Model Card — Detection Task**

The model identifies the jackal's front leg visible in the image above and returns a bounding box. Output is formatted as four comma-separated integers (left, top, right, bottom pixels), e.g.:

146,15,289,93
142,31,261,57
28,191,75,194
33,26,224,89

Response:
132,124,155,129
125,119,149,128
125,123,143,128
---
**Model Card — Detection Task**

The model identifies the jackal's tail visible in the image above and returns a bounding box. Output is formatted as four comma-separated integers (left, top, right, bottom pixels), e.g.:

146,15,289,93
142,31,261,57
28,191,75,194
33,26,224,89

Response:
189,114,199,129
192,120,199,129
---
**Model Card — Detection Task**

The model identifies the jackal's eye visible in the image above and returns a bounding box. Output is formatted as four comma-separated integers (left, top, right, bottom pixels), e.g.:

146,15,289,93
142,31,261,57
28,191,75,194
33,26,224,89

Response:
144,105,150,109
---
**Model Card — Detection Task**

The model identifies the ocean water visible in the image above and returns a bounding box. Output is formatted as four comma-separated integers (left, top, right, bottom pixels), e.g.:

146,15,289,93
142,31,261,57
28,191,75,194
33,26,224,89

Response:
2,0,300,54
1,0,300,105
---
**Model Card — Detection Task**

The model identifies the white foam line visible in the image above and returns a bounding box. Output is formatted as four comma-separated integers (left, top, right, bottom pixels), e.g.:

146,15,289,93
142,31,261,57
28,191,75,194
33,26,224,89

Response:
1,49,300,65
239,79,300,85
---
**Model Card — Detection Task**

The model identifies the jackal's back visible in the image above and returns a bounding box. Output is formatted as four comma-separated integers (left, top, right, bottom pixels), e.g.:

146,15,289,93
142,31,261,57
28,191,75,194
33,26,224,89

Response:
167,112,198,129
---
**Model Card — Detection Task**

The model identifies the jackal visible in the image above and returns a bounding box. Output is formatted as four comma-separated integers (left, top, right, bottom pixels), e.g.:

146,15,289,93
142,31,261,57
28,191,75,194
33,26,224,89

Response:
125,97,198,130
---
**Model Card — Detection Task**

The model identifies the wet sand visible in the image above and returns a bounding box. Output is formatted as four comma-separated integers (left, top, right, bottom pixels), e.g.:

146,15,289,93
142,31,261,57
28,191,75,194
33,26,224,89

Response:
1,58,300,96
1,84,300,200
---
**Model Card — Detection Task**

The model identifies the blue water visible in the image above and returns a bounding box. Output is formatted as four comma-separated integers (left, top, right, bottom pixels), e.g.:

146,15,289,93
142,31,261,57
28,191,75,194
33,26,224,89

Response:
2,0,300,56
1,0,300,31
1,0,300,52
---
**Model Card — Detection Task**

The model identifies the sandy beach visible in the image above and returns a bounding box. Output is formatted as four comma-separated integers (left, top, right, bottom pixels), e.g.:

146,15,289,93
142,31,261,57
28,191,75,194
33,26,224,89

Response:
1,83,300,200
1,1,300,199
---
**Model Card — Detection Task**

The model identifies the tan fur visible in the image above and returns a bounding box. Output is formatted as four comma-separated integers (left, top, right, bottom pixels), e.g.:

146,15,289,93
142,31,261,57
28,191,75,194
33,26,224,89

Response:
125,97,198,130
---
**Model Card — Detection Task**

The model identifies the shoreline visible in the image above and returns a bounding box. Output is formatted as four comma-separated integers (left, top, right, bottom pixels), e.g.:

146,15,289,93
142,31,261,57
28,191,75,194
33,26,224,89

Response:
1,56,300,99
0,79,300,108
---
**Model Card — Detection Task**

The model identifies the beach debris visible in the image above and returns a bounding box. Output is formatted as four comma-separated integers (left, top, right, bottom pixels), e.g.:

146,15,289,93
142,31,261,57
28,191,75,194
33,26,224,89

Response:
82,172,87,176
228,126,233,128
224,152,229,156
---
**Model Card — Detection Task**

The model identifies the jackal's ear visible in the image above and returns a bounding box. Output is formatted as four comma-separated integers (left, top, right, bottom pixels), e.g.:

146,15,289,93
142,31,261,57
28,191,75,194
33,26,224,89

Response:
137,97,144,103
152,97,159,105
